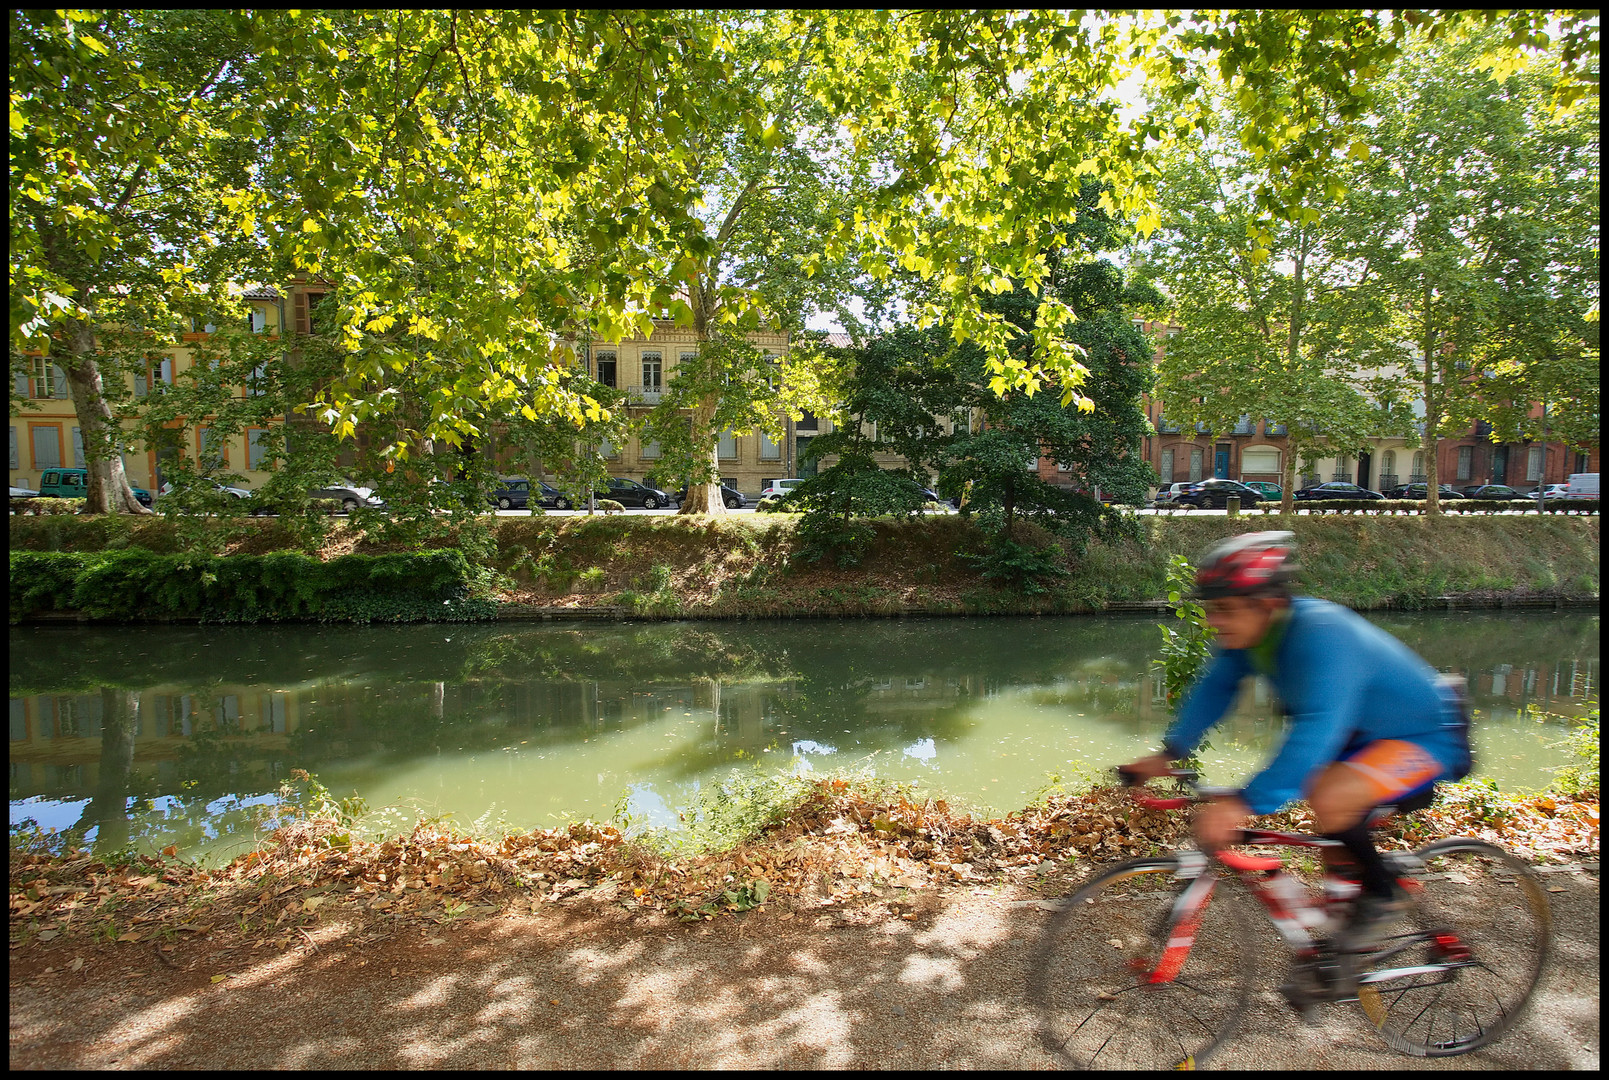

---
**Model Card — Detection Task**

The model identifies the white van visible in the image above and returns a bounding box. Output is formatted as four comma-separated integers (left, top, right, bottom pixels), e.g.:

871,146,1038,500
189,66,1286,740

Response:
1564,472,1598,501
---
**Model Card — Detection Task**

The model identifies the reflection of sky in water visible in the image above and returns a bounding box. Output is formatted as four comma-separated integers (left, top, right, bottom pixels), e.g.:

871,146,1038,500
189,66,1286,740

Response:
619,782,678,829
792,739,837,756
903,737,937,763
10,792,281,846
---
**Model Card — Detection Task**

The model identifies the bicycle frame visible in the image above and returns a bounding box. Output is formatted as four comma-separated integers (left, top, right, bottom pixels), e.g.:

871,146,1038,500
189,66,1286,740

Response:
1131,788,1458,994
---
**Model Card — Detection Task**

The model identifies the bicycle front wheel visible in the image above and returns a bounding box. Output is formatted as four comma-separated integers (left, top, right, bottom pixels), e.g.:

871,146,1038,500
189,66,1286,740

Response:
1029,857,1255,1069
1355,838,1552,1056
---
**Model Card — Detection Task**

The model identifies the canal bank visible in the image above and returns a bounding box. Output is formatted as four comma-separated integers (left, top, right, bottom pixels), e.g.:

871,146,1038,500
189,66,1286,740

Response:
7,513,1600,623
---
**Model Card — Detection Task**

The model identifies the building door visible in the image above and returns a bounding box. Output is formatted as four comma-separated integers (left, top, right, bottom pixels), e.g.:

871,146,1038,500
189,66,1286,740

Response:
1357,451,1371,490
1214,443,1229,479
795,436,816,478
1492,446,1508,484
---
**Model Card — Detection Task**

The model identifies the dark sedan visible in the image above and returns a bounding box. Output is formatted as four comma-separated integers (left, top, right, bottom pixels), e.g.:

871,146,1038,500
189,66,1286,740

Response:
1175,479,1265,508
596,476,675,509
1459,484,1526,500
1388,483,1466,500
1293,482,1384,501
489,478,531,510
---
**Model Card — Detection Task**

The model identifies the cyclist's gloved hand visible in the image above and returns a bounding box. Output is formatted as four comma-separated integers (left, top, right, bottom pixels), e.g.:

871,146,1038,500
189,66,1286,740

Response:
1118,754,1173,786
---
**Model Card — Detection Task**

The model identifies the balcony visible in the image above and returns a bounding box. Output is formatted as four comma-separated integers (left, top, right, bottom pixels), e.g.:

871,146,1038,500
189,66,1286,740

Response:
1195,421,1211,434
1232,415,1254,435
1264,421,1286,436
1157,418,1181,434
1408,473,1428,485
1378,473,1400,491
626,385,664,404
1331,471,1352,483
1474,420,1492,437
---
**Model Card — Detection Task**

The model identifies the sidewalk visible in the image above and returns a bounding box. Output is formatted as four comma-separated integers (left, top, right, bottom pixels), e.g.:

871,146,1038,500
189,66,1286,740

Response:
10,868,1598,1070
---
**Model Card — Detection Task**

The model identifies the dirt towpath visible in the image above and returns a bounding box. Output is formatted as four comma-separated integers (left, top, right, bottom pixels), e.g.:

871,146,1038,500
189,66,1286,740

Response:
10,864,1598,1070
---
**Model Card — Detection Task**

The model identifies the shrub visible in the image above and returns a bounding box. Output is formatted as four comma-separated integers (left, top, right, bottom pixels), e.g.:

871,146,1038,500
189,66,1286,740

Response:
9,497,84,516
596,499,625,514
1549,706,1600,796
956,537,1069,595
790,514,878,568
9,548,496,624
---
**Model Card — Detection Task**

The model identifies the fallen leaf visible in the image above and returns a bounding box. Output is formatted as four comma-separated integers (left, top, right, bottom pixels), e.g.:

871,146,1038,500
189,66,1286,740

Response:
211,973,229,983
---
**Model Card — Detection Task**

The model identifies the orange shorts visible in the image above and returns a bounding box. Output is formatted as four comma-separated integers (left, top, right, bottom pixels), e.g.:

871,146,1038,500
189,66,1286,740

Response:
1338,739,1445,804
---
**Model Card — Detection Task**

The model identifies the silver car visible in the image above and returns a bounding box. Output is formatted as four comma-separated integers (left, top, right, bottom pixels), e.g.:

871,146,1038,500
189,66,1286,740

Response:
1152,482,1195,507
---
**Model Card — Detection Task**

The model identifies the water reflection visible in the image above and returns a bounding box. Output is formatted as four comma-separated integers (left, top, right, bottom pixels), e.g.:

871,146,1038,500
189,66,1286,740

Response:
10,612,1598,861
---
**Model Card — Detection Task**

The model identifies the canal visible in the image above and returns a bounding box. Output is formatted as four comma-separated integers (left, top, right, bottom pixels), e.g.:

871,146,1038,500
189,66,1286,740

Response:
9,612,1598,862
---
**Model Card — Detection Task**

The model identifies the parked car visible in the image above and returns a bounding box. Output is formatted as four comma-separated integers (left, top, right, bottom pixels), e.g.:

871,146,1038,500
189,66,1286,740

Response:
758,478,806,500
1387,483,1466,500
1565,472,1598,502
155,479,251,503
1292,481,1384,501
1175,479,1264,509
1240,481,1283,501
489,478,531,510
10,484,42,500
1152,482,1196,507
309,483,387,513
596,476,675,509
672,480,746,509
1459,484,1525,500
36,467,154,507
1538,483,1571,501
533,480,576,510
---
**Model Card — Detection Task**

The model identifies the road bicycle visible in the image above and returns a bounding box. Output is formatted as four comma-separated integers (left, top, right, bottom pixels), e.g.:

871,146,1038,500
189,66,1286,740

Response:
1029,769,1552,1069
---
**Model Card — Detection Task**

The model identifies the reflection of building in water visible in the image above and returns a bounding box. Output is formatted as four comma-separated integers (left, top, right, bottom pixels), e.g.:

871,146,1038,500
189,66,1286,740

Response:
9,689,302,800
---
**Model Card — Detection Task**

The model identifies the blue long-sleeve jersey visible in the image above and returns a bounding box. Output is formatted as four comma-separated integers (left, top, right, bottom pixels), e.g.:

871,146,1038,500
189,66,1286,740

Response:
1161,597,1470,815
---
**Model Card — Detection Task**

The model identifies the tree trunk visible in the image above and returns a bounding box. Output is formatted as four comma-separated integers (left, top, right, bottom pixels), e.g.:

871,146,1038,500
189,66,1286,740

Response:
63,324,151,515
677,393,727,515
1421,281,1440,518
1281,445,1298,515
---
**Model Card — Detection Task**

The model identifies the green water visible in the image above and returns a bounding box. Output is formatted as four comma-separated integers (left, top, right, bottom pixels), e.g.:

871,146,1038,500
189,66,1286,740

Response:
9,612,1598,862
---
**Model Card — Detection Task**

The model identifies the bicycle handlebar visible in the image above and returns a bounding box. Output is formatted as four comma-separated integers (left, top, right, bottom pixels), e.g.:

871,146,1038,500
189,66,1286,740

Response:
1115,767,1237,811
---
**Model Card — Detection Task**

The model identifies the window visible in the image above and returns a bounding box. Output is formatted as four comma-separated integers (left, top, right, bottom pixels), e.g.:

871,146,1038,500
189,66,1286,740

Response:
717,430,738,460
199,428,227,469
1188,447,1203,482
247,362,269,396
640,438,662,460
594,350,617,388
14,370,28,397
1264,420,1287,435
247,429,273,470
641,351,663,392
797,409,818,431
71,427,85,468
1160,448,1175,482
30,424,62,469
1412,450,1425,478
249,309,268,333
9,426,16,470
134,357,173,398
680,350,698,374
1382,449,1396,476
600,438,618,459
759,429,781,461
302,292,328,335
31,358,67,399
1456,446,1473,479
1241,447,1280,474
1526,446,1543,481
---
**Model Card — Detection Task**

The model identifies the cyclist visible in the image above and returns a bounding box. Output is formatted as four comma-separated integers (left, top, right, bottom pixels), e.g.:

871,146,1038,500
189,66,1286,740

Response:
1122,531,1471,951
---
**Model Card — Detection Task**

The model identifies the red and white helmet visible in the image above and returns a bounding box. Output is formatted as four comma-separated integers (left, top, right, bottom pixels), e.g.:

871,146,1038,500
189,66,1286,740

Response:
1192,531,1299,600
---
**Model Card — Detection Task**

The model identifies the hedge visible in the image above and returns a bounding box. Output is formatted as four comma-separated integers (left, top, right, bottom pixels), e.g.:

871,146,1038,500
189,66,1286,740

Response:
9,549,498,624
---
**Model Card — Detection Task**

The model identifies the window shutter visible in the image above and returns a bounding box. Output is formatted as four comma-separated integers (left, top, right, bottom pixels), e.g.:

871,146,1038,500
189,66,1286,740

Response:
72,427,85,468
14,372,28,397
294,291,308,335
52,365,68,398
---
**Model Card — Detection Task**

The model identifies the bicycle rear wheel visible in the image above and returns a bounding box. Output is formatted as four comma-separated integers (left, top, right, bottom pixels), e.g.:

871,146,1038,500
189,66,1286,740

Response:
1355,838,1552,1056
1029,856,1255,1069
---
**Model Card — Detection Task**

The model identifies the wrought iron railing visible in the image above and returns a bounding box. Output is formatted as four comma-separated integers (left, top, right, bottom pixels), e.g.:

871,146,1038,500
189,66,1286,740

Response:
627,385,663,404
1331,471,1352,482
1408,472,1428,485
1195,421,1211,434
1264,421,1287,435
1158,418,1181,433
1232,415,1254,435
1378,473,1400,491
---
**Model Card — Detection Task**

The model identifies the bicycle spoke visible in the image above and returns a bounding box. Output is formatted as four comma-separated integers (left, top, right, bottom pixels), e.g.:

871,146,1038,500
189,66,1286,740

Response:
1030,858,1254,1069
1354,839,1551,1057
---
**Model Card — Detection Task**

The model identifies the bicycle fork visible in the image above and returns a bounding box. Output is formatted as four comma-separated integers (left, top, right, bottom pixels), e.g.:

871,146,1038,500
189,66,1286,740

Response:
1146,851,1216,985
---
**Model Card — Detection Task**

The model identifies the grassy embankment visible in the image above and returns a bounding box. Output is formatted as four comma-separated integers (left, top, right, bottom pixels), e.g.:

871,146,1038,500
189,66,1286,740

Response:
8,512,1599,619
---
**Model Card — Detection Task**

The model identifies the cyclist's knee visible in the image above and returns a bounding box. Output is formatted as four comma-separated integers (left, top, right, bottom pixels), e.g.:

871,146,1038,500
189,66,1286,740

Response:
1308,774,1373,833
